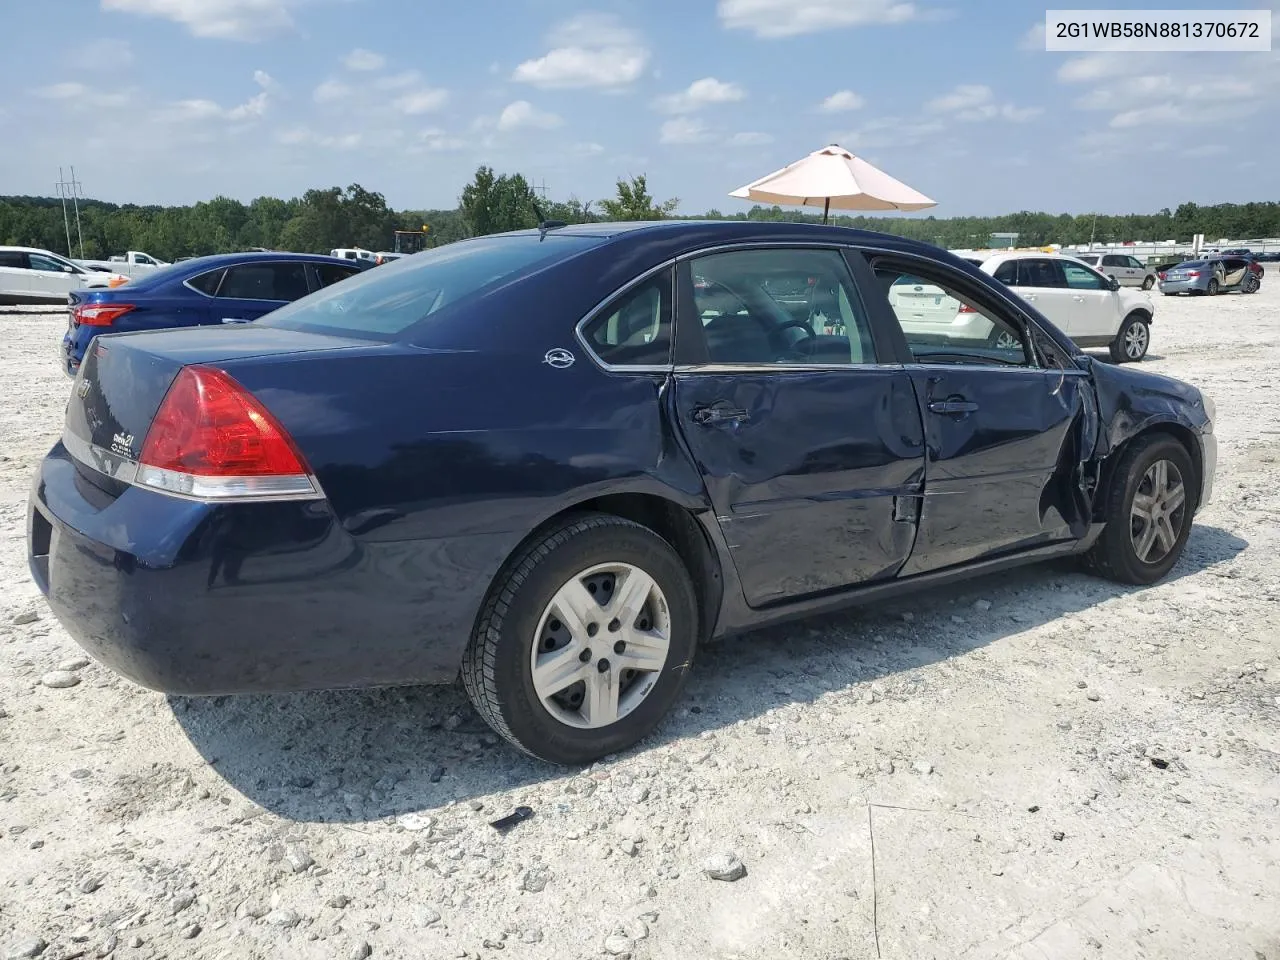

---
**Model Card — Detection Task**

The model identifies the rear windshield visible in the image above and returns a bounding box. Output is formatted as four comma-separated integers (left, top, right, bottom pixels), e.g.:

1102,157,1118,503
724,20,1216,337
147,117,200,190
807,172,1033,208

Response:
1176,261,1207,268
258,235,599,339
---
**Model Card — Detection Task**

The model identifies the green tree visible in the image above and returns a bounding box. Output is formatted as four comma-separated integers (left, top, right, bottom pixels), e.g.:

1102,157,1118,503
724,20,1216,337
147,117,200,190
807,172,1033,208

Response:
459,166,539,236
598,175,679,221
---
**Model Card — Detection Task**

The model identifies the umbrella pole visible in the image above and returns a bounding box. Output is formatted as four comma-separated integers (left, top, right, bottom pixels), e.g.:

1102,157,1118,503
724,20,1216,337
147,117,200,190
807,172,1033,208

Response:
822,197,830,225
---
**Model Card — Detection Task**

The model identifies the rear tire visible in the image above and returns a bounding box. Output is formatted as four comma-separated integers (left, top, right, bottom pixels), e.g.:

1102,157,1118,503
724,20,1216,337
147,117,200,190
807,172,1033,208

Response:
1243,274,1260,294
1109,313,1150,363
1083,435,1196,585
1206,278,1219,296
1141,276,1155,290
461,513,699,765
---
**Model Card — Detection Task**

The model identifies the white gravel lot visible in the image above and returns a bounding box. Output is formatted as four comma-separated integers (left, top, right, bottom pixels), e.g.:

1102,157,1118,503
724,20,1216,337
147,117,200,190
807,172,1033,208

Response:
1,287,1278,960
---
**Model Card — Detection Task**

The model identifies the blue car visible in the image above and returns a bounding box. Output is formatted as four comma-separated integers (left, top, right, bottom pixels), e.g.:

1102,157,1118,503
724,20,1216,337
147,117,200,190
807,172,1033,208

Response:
29,221,1217,764
61,252,362,376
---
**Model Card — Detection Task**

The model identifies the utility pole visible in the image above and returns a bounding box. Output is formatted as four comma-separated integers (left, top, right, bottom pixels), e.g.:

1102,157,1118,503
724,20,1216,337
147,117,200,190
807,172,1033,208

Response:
55,166,87,258
1089,212,1097,249
533,178,549,200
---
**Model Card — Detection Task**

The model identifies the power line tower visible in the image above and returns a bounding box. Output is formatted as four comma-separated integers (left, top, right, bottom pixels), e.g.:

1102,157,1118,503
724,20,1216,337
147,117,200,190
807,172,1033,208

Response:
55,166,87,259
533,178,550,200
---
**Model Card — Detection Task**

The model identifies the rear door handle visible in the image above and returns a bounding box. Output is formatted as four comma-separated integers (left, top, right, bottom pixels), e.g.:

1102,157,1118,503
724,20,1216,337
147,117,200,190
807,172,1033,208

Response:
691,404,750,426
928,399,979,415
221,317,250,324
1023,294,1037,301
1071,295,1086,301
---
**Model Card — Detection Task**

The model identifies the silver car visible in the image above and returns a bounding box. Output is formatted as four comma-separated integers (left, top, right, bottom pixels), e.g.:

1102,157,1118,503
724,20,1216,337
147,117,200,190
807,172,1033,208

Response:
1076,252,1158,290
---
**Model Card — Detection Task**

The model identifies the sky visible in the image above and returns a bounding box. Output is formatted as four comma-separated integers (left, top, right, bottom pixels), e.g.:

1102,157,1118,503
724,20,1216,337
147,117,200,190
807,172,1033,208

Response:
2,0,1278,217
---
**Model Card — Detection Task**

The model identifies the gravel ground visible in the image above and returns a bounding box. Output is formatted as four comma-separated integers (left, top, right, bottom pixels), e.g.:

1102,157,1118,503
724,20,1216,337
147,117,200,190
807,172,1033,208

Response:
1,290,1278,960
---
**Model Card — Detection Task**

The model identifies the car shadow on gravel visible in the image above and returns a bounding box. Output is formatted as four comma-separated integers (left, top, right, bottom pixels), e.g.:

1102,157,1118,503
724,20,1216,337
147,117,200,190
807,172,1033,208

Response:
170,523,1247,823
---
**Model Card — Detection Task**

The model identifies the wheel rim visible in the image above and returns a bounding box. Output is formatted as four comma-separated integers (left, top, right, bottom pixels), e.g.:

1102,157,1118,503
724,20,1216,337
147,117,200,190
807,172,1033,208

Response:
1208,280,1218,294
1123,321,1148,359
530,562,671,730
1129,459,1187,564
995,331,1019,350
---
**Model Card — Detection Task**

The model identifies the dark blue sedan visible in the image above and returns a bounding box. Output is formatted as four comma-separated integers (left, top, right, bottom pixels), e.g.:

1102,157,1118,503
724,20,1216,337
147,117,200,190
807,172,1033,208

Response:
29,221,1217,764
61,252,362,375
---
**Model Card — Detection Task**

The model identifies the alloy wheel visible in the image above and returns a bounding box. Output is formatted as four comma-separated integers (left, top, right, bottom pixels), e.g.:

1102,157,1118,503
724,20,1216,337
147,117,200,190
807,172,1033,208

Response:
530,562,671,729
1129,459,1186,564
1124,321,1149,359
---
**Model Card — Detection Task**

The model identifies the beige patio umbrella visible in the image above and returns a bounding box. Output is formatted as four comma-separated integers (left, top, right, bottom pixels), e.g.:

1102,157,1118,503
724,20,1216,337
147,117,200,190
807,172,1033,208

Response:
730,144,936,223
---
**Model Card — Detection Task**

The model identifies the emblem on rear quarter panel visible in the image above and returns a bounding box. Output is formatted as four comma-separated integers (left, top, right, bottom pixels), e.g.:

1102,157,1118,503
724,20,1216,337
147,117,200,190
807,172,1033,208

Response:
543,348,575,369
77,379,91,399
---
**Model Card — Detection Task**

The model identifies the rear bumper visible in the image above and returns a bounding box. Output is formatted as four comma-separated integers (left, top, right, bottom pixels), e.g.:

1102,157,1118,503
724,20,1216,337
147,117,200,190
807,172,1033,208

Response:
28,442,504,695
1158,279,1204,294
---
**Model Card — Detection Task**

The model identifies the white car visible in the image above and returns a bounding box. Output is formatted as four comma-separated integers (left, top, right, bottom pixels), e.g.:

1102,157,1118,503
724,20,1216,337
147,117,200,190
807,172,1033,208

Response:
1074,252,1158,290
329,247,378,268
893,252,1156,363
0,246,129,306
985,253,1155,362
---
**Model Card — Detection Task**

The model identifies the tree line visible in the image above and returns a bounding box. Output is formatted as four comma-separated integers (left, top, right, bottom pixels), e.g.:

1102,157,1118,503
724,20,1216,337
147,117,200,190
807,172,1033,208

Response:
2,166,1277,262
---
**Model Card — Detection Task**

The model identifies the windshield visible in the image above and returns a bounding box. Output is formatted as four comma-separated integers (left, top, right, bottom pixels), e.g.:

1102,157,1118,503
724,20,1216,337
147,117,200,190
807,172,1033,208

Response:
259,235,599,339
1077,255,1099,264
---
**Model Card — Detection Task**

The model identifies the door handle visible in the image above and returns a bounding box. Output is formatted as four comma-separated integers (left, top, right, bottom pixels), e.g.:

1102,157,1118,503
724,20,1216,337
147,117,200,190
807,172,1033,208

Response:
220,317,250,324
1071,295,1085,301
928,399,979,415
1024,294,1037,301
691,404,750,426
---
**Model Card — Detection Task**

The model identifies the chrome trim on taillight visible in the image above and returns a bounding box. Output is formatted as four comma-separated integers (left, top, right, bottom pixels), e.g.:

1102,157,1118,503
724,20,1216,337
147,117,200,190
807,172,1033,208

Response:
133,465,324,502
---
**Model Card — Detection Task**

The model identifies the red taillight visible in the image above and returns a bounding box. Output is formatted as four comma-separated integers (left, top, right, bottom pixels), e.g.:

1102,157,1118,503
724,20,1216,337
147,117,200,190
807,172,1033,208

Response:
74,303,135,327
1158,271,1166,280
958,303,978,313
136,366,318,500
1185,271,1200,278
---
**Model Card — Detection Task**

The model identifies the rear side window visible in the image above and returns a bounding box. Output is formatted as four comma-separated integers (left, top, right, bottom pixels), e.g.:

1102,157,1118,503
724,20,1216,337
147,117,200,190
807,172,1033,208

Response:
315,263,361,288
187,269,223,295
1017,259,1063,288
259,235,600,339
581,270,672,367
992,261,1018,285
219,262,310,301
0,251,25,268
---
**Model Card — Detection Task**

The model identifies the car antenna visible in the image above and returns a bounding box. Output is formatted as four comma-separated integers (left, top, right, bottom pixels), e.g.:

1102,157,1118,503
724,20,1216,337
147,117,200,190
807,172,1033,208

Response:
531,197,567,241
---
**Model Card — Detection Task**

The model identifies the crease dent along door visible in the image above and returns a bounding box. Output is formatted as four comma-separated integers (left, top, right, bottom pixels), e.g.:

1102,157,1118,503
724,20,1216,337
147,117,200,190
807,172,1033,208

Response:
669,247,926,607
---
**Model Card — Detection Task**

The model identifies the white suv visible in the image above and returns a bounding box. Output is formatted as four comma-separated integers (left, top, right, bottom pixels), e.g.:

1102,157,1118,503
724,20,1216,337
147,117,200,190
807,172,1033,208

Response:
0,246,127,306
891,252,1156,362
984,253,1155,362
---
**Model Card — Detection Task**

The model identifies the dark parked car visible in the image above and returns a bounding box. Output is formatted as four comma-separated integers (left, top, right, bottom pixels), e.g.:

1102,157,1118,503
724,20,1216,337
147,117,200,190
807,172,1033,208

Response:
61,252,363,376
28,221,1217,764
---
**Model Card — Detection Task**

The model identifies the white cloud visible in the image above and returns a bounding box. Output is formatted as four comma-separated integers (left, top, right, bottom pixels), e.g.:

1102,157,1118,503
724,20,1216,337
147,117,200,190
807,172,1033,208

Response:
157,90,267,122
343,48,385,71
412,129,468,152
728,131,774,146
925,84,1039,122
375,70,421,91
660,117,713,144
573,141,606,155
253,69,278,91
655,77,745,113
394,87,449,115
1057,53,1136,84
100,0,297,41
718,0,922,38
513,13,649,89
1018,21,1044,51
313,79,351,103
496,100,564,131
926,84,991,112
36,82,133,108
818,90,865,112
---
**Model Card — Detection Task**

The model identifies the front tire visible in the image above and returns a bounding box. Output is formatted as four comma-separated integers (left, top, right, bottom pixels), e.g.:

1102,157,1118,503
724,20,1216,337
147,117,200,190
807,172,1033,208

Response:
1109,313,1150,363
1141,276,1155,290
461,513,699,765
1084,435,1196,585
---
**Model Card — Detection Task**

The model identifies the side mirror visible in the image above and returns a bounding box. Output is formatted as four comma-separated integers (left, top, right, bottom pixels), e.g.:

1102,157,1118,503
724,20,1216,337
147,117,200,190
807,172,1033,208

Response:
1108,277,1120,291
